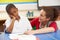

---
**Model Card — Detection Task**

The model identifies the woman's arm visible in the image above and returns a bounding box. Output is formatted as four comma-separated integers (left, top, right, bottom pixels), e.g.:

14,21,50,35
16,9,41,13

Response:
24,22,57,34
24,27,55,34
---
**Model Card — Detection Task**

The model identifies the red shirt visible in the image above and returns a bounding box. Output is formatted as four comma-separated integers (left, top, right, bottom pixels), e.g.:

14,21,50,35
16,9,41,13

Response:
30,18,58,31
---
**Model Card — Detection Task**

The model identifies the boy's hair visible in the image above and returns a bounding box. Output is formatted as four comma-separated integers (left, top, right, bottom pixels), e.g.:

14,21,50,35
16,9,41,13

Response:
6,4,16,14
41,7,54,21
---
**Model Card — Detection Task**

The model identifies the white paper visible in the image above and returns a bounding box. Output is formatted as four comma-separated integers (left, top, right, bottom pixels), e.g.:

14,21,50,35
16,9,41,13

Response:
9,34,18,39
9,34,36,40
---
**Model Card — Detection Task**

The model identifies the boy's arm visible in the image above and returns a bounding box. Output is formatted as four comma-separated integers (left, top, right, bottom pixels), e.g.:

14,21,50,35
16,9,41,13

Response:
6,18,15,33
6,16,16,33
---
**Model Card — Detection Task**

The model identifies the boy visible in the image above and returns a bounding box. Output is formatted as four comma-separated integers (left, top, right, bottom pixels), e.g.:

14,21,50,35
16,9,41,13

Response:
5,4,32,34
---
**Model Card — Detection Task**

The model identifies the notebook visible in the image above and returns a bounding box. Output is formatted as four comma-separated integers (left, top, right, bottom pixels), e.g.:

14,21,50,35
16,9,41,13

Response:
9,34,36,40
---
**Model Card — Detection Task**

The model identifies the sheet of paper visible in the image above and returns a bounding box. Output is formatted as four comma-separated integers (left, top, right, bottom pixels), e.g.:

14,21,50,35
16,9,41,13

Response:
9,34,36,40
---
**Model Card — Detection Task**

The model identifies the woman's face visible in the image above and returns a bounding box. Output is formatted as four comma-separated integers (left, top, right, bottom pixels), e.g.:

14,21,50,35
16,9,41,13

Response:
58,14,60,20
58,11,60,20
39,9,49,23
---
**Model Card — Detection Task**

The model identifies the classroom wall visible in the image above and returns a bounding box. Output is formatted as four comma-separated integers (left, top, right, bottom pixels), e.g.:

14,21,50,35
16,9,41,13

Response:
38,0,60,6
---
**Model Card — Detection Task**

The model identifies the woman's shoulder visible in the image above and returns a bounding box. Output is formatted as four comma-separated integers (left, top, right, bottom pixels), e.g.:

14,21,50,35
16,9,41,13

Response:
31,17,39,22
33,17,39,21
49,21,56,25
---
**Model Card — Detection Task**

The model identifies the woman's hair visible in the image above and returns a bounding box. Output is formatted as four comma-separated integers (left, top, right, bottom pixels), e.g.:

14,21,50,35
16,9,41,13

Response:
40,7,55,21
54,7,60,21
6,4,16,14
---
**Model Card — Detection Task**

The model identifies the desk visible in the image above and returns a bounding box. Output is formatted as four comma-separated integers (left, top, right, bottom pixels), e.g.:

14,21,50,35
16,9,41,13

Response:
3,30,60,40
35,30,60,40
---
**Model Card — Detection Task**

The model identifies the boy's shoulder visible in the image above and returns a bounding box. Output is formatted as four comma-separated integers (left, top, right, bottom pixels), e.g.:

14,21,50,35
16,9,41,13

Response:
19,15,28,19
5,17,11,22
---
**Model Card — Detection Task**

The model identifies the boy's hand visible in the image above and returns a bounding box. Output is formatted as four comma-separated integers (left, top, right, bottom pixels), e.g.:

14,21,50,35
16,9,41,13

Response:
10,15,16,20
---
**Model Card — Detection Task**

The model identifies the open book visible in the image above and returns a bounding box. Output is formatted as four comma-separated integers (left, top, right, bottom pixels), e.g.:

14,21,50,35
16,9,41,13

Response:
9,34,36,40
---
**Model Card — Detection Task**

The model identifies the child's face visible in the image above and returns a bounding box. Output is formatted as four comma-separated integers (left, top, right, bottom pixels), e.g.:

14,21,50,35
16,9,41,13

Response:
39,9,50,23
9,7,18,18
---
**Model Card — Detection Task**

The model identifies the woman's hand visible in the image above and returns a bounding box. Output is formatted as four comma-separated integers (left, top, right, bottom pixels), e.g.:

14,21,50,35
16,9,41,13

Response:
24,30,36,35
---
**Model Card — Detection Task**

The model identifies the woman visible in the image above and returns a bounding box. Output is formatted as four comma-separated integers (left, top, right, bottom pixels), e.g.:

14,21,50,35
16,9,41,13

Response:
25,7,58,34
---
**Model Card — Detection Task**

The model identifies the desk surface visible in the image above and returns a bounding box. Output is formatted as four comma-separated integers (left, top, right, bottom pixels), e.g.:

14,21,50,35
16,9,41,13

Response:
35,30,60,40
2,30,60,40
